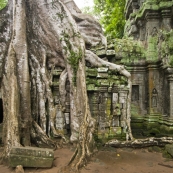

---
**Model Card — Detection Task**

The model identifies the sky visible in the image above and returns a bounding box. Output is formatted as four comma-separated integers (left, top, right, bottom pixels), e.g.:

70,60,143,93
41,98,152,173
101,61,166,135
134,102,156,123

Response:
73,0,94,9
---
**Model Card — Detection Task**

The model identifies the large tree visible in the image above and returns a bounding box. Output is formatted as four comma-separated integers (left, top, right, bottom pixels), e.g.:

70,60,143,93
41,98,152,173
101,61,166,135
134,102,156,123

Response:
0,0,132,172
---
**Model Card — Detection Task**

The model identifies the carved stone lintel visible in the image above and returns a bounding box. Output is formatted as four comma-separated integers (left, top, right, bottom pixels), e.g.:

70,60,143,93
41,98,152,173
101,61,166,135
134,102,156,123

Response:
161,9,172,31
145,12,160,21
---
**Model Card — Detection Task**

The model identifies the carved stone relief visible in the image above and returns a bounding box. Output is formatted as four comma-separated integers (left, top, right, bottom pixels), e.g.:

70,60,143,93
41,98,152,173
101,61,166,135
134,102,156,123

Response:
152,88,158,108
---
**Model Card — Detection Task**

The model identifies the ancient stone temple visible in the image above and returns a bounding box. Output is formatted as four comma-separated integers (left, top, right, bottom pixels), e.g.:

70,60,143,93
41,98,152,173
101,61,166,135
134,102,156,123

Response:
2,0,173,170
50,0,173,141
115,0,173,137
124,0,173,137
51,65,129,142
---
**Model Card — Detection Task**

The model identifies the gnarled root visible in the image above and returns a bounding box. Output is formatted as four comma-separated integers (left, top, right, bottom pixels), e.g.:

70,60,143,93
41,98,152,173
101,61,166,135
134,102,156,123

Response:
85,50,131,77
59,69,67,109
106,137,173,148
126,79,133,141
58,97,96,173
31,121,58,150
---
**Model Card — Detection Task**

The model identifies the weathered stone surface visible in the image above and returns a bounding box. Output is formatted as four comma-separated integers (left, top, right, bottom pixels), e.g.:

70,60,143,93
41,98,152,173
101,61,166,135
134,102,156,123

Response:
106,50,115,56
86,68,98,77
9,147,54,168
87,84,95,91
97,72,108,79
97,67,108,73
96,49,106,56
165,144,173,157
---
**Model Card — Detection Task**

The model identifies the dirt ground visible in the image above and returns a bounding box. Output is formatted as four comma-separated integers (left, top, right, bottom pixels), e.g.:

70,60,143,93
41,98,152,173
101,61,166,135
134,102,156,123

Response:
0,145,173,173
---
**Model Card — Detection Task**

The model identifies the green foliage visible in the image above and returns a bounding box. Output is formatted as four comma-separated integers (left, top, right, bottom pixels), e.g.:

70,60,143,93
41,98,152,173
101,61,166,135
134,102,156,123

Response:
68,49,82,74
93,0,126,39
68,49,82,85
0,0,7,10
61,30,83,85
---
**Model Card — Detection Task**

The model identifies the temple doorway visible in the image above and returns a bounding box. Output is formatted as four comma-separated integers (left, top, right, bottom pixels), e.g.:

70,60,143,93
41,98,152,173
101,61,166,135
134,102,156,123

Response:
132,85,139,102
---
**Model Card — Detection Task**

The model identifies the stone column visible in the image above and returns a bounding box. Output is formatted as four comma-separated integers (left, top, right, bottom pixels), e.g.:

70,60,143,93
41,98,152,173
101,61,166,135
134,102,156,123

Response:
145,12,160,61
167,75,173,118
119,89,128,107
119,89,128,127
161,9,172,31
145,12,160,37
147,63,160,115
138,19,146,41
143,64,160,134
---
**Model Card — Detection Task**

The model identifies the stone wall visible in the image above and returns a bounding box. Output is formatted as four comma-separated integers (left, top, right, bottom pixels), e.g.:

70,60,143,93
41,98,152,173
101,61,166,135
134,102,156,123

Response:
51,65,129,142
123,0,173,137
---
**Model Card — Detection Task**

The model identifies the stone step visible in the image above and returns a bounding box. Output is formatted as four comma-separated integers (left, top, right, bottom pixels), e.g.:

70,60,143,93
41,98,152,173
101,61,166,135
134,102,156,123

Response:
9,146,54,168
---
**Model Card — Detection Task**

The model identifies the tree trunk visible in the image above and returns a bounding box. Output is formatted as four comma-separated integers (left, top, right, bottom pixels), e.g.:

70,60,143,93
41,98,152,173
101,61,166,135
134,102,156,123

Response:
2,45,21,161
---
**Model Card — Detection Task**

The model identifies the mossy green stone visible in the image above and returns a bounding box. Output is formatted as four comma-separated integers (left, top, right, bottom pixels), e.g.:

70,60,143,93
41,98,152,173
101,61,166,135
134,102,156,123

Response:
9,147,54,168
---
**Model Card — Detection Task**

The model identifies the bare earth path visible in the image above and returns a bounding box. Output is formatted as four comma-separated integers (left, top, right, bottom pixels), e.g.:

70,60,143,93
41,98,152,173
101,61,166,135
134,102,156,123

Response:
0,146,173,173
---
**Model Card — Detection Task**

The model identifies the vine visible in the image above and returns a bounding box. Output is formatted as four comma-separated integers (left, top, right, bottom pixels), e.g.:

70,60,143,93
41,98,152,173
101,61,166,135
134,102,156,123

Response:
61,30,83,85
68,48,82,85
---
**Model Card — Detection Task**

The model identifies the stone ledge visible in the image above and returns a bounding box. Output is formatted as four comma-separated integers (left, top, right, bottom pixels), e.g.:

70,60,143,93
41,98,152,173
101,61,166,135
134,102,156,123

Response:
9,147,54,168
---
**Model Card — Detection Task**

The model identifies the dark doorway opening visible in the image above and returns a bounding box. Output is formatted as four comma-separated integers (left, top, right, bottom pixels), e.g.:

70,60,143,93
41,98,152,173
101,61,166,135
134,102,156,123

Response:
132,85,139,102
0,99,3,123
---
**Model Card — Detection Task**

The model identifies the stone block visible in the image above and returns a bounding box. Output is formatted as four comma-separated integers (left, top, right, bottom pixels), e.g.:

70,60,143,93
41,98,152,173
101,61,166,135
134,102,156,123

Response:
9,147,54,168
86,68,97,77
87,84,95,91
96,49,106,56
64,113,70,124
106,50,115,56
98,133,109,140
165,144,173,157
98,86,108,92
97,73,108,79
56,123,64,130
97,67,108,73
110,127,122,135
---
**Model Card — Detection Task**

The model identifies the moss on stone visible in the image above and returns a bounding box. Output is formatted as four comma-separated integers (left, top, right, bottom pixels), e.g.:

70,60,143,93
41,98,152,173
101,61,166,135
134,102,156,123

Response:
162,150,172,159
152,146,162,152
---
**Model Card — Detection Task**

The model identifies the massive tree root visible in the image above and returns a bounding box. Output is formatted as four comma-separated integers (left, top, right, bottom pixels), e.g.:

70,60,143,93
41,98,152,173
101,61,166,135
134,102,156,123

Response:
31,120,57,149
1,46,21,161
106,137,173,148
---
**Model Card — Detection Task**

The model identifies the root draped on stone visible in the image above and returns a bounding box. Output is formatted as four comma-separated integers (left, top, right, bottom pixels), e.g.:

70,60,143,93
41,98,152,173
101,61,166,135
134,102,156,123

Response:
106,137,173,148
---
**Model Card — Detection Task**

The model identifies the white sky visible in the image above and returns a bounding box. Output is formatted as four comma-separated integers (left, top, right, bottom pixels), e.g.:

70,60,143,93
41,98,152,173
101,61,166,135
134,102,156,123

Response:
73,0,94,9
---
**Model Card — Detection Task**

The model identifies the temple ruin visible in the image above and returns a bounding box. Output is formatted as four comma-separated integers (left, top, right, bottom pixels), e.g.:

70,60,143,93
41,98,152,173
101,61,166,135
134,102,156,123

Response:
0,0,173,169
50,0,173,142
